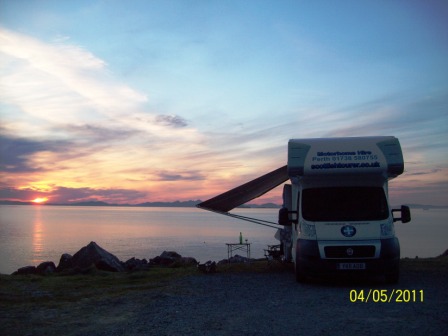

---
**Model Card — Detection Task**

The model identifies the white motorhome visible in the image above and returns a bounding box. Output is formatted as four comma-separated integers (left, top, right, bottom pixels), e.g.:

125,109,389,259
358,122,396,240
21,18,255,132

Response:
198,136,410,283
282,136,410,283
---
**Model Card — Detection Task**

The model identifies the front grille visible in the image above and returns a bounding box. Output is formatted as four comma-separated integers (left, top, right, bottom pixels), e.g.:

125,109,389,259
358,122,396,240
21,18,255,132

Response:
324,245,375,258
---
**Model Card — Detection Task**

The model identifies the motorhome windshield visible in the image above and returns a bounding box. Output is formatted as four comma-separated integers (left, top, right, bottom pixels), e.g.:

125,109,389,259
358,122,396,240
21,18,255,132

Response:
302,187,389,221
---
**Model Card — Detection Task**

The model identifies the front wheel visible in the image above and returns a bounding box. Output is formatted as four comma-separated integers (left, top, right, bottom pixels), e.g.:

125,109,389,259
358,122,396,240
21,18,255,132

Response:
295,259,306,283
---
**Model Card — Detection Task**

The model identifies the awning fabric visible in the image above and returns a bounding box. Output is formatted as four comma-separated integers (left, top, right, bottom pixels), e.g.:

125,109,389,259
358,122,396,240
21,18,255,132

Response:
197,165,289,213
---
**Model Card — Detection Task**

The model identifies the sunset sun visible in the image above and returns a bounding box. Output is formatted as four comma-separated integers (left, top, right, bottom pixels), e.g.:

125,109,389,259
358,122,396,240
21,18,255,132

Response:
32,197,48,204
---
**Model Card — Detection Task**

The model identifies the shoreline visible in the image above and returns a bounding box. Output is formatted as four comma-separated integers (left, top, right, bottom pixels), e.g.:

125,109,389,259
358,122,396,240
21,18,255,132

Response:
3,238,448,276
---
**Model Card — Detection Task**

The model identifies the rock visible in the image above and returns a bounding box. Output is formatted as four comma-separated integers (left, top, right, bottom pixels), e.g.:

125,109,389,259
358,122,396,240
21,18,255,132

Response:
180,257,198,266
15,266,37,275
160,251,182,260
149,256,162,265
36,261,56,274
69,241,124,272
198,260,216,274
218,254,254,265
124,257,150,271
149,251,197,267
57,253,73,271
151,251,182,266
14,264,55,275
440,249,448,257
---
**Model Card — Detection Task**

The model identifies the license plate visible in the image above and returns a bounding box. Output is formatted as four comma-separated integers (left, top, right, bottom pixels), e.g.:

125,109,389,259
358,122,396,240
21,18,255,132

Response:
337,263,366,270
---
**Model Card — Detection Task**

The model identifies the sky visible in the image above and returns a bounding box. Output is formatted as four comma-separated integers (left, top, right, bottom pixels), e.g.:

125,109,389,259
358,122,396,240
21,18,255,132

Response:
0,0,447,206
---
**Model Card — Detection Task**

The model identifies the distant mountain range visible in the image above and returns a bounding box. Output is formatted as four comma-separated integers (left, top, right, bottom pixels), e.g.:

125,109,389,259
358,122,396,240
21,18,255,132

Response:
1,200,447,210
0,200,282,208
400,204,448,210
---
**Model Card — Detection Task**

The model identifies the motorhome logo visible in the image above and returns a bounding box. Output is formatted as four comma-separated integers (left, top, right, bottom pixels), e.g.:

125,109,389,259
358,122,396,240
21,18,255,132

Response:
341,225,356,237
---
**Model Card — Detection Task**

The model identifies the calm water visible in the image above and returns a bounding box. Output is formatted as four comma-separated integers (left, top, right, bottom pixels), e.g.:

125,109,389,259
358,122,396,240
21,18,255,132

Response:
0,205,447,274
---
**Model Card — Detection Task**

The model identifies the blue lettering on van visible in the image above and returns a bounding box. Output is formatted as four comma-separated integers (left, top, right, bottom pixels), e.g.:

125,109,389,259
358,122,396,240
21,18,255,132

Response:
357,150,372,155
312,157,331,162
311,162,381,170
317,151,356,156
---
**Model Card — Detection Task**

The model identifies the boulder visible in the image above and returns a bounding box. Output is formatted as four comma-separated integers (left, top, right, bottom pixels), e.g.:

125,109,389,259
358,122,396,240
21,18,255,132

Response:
218,254,254,265
69,241,124,272
36,261,56,274
160,251,182,260
57,253,73,271
150,251,197,267
150,256,173,266
151,251,182,266
180,257,198,266
198,260,216,274
14,266,37,275
124,257,150,271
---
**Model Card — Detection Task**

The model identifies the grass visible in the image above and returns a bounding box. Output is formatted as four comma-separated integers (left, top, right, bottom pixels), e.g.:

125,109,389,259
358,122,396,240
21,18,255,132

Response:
0,266,202,336
1,257,446,309
1,257,446,336
0,265,197,309
0,261,287,307
400,255,448,272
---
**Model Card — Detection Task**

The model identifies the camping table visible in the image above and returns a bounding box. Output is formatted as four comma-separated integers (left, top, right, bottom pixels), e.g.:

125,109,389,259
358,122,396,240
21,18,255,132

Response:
226,243,251,260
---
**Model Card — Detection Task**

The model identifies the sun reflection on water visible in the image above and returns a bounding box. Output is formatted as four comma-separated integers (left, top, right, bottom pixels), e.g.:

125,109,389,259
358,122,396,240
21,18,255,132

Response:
32,207,44,265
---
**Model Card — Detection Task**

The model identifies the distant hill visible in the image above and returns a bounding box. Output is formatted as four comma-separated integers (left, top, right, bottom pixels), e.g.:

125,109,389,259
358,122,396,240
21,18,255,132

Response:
2,200,445,210
136,200,202,207
240,202,280,209
404,204,448,210
65,201,112,207
0,199,282,208
0,199,203,207
0,200,34,206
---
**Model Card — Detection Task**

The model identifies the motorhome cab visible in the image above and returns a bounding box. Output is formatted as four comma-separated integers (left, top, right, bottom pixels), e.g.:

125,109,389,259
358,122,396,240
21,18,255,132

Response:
281,137,411,283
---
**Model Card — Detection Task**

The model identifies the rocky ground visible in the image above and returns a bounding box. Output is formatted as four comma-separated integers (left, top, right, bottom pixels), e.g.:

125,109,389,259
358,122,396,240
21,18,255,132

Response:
1,257,447,336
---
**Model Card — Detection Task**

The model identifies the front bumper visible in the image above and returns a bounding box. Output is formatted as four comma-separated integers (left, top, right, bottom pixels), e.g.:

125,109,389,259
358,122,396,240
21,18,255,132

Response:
296,238,400,277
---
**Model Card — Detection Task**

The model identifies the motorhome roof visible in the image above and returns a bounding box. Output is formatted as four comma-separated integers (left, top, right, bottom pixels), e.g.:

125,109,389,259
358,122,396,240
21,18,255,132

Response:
288,136,404,179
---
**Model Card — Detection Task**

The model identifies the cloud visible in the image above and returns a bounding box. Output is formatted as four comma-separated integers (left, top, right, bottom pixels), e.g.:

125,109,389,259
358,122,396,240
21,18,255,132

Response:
153,170,205,181
329,93,448,137
155,115,188,128
0,27,148,135
63,124,138,142
0,185,36,201
0,28,210,195
51,186,147,204
0,134,71,172
1,27,446,206
0,185,147,204
405,169,441,176
0,27,207,147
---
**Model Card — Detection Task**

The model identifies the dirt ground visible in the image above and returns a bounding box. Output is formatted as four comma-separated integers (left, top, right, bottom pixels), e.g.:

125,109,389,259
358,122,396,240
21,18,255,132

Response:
1,258,447,336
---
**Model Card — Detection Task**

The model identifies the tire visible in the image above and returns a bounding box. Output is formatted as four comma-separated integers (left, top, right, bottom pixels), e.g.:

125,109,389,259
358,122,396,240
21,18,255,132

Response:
295,259,306,283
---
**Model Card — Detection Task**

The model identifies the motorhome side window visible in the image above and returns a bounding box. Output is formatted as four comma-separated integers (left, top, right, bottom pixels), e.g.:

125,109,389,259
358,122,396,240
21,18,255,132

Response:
302,187,389,221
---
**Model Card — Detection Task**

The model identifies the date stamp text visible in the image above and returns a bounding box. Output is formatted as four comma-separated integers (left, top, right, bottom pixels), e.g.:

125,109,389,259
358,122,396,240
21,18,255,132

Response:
349,289,424,303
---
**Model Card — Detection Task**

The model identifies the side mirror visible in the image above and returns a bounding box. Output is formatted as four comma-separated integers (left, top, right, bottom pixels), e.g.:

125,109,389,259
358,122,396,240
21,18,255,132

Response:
278,207,290,226
392,205,411,223
278,207,298,226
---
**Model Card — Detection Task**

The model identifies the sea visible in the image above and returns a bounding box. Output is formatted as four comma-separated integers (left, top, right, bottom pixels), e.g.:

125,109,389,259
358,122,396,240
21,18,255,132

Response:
0,205,447,274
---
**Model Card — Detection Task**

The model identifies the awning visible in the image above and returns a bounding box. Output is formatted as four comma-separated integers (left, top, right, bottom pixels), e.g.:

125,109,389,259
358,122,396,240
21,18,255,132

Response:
197,165,289,213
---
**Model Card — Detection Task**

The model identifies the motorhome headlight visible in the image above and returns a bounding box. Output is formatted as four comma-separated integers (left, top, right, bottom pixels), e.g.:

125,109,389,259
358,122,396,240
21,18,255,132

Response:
300,222,316,238
381,222,395,237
